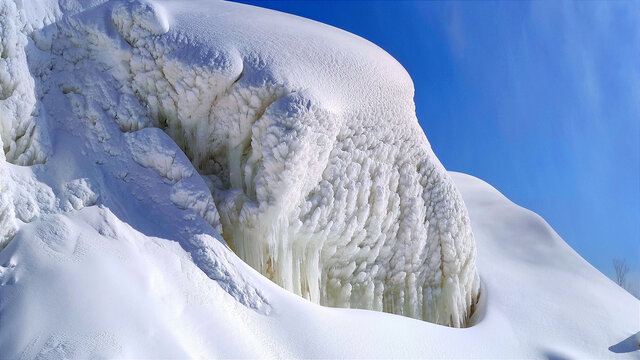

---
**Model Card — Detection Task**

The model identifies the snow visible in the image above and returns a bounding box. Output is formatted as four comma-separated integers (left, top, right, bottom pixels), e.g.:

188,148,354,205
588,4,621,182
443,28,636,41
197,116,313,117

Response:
449,172,640,358
105,0,480,324
0,0,51,166
0,0,638,358
0,207,273,358
1,171,637,358
0,0,479,326
125,128,194,183
0,144,16,247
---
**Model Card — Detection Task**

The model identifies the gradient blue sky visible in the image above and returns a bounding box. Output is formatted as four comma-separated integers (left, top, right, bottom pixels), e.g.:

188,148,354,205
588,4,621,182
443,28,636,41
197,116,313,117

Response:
233,1,640,284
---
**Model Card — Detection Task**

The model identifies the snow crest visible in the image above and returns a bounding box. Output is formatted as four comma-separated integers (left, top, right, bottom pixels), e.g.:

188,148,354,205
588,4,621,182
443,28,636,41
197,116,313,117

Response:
1,0,479,326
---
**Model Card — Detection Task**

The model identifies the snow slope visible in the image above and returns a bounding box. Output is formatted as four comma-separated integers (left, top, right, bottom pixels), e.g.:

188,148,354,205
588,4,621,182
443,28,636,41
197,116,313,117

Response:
0,0,638,358
450,172,640,359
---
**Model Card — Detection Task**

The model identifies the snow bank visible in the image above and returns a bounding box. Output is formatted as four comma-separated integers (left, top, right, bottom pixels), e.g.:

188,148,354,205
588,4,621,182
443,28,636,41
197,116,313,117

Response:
0,0,480,326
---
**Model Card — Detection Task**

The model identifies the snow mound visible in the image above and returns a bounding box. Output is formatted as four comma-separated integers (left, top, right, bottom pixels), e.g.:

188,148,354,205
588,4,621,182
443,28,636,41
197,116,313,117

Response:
0,0,480,326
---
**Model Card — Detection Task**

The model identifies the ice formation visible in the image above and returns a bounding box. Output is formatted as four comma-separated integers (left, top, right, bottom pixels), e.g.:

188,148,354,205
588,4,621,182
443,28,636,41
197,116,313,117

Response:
0,0,479,326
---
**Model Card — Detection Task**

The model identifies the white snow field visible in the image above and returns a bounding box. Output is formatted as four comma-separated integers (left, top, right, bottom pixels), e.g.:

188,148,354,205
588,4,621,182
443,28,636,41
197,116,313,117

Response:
0,0,638,358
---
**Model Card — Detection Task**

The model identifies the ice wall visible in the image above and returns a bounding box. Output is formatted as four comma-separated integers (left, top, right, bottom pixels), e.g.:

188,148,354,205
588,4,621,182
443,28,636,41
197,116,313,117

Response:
3,0,480,327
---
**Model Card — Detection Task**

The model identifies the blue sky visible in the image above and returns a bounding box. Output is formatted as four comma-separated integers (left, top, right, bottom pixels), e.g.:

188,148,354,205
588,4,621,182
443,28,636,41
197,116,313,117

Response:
233,1,640,284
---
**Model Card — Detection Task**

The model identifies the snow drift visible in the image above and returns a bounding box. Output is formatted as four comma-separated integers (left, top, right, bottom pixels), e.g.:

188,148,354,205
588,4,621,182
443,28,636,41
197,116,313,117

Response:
0,0,479,326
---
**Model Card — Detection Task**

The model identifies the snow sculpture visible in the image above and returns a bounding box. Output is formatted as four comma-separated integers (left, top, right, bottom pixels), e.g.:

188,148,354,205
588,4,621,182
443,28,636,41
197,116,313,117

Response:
1,0,480,326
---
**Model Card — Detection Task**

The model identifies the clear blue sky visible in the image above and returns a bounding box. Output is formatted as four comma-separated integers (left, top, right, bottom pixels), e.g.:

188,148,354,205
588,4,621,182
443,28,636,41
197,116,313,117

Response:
232,1,640,283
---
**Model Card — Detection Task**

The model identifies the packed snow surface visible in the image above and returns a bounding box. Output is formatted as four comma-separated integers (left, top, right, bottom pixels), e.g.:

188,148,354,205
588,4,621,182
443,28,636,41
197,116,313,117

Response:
1,0,638,358
0,0,480,326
